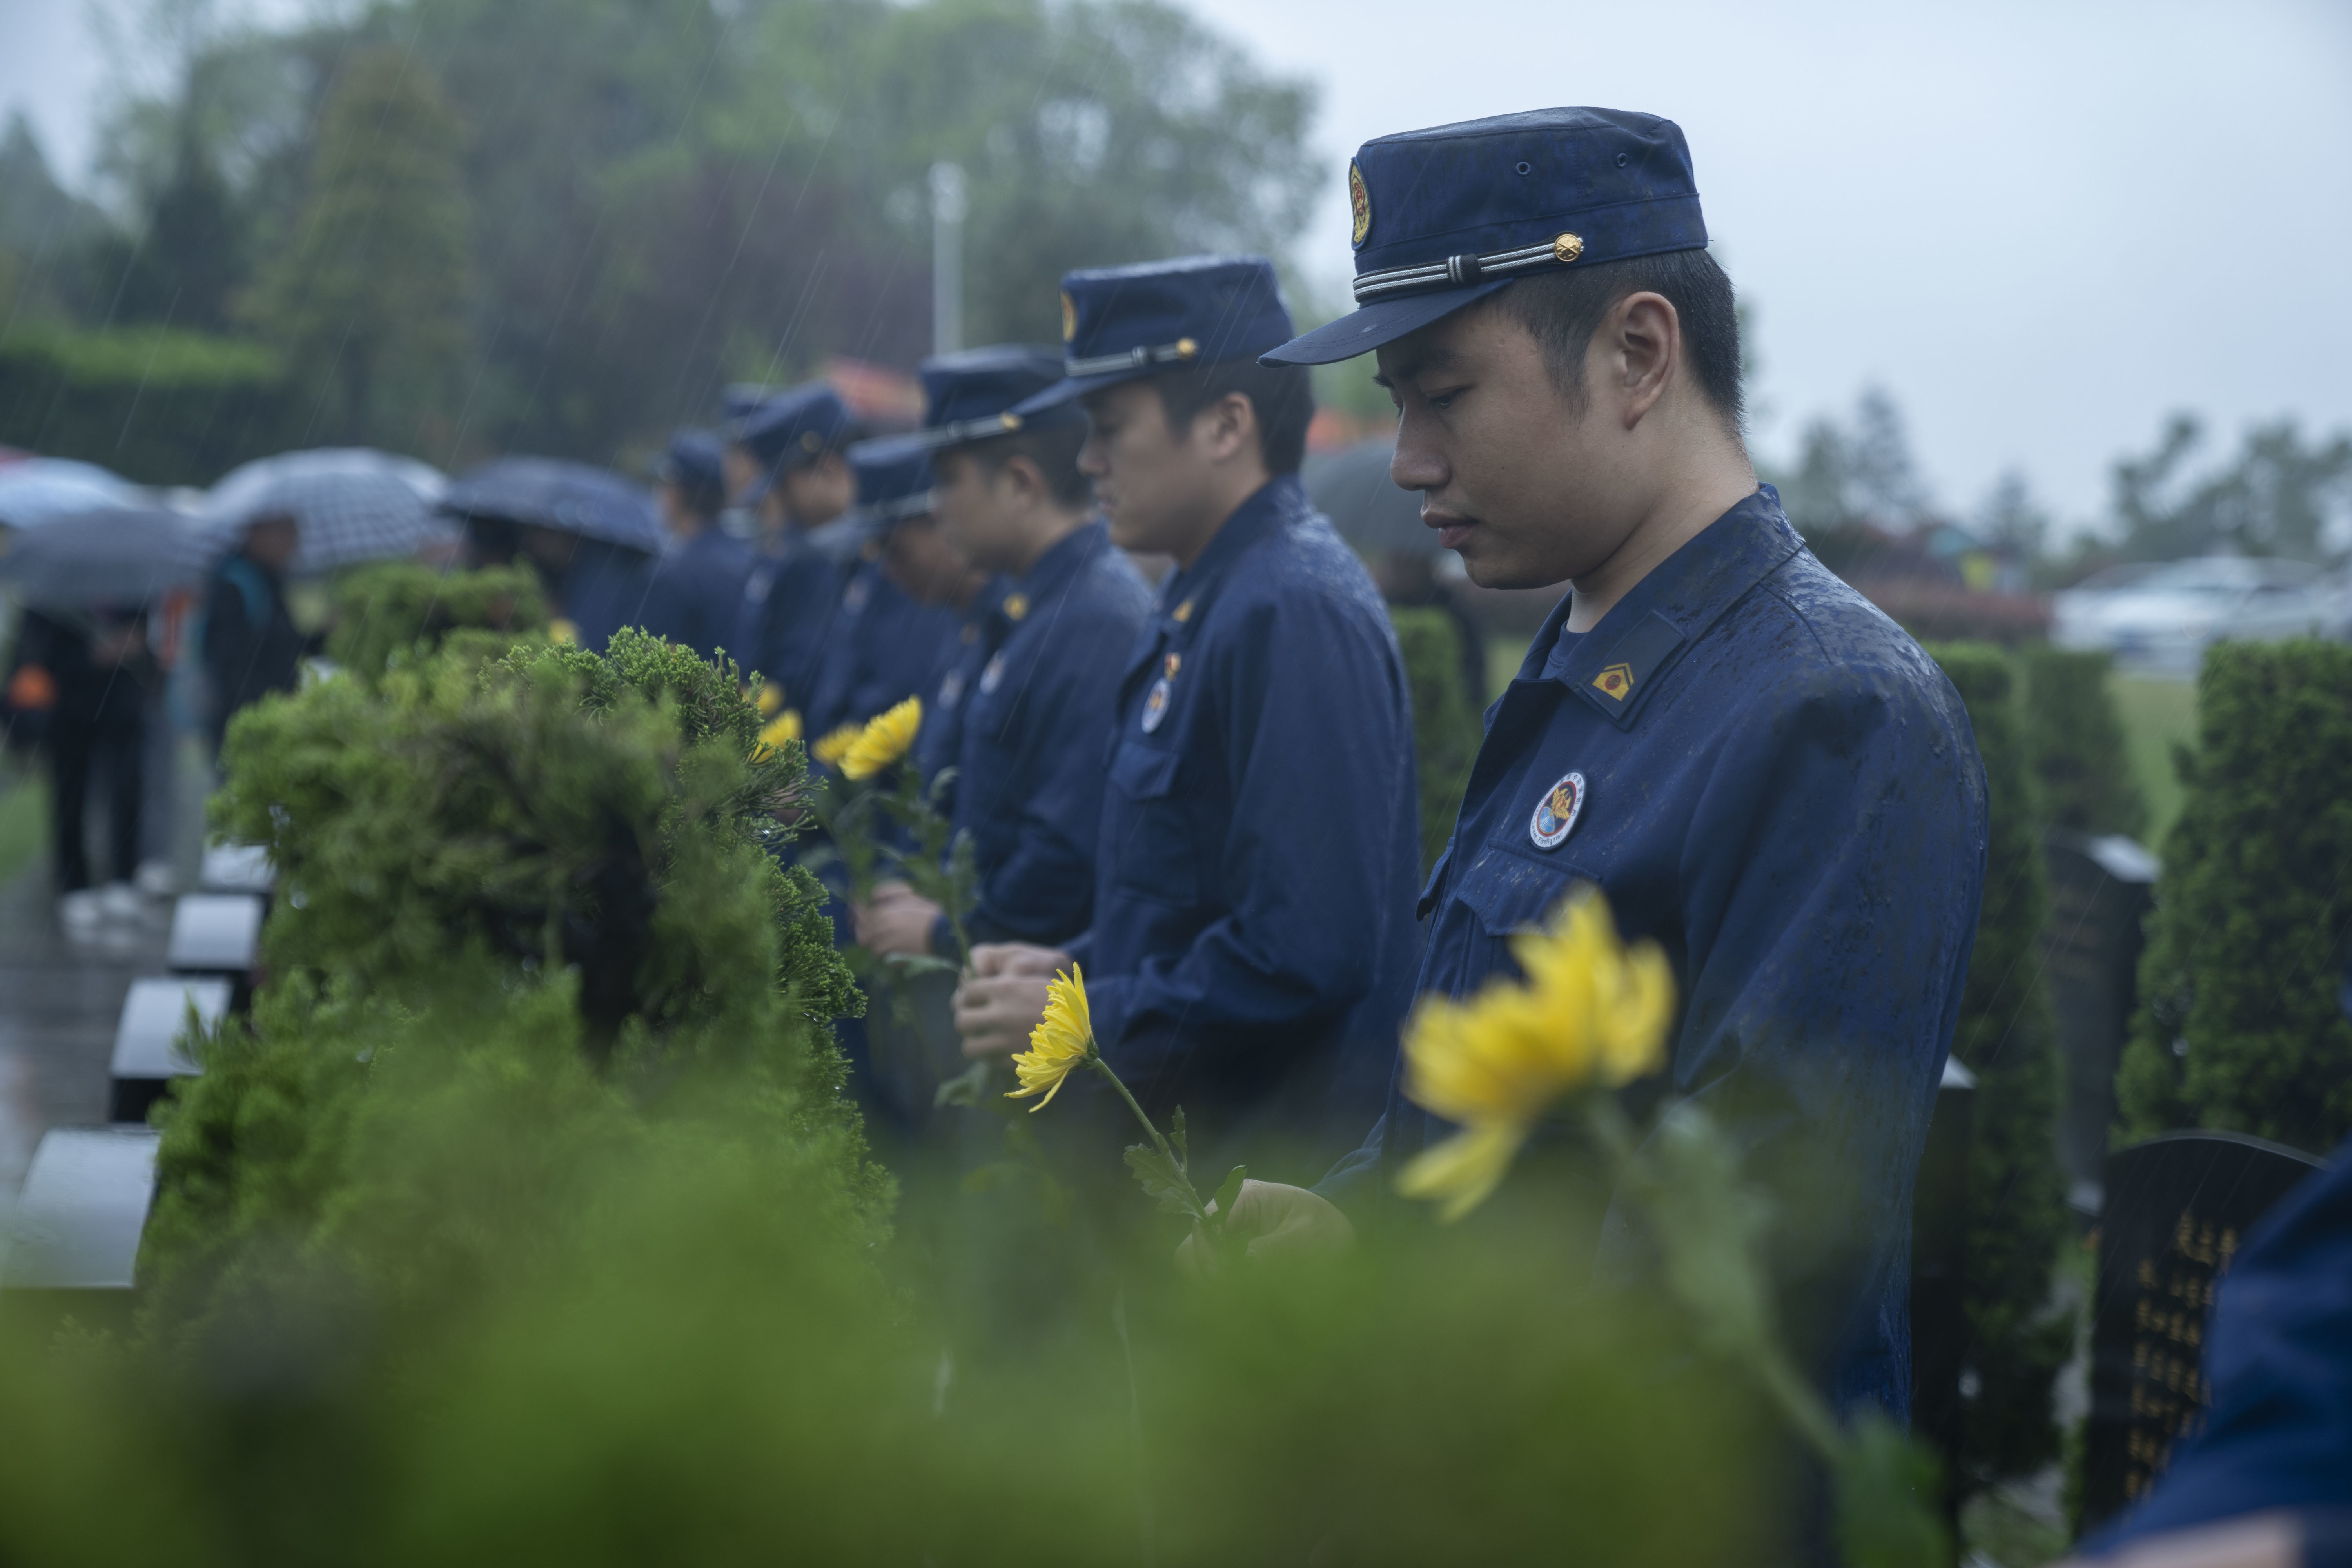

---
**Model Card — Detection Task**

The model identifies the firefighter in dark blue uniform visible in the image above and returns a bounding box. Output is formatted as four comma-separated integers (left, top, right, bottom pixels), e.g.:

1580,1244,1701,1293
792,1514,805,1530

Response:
1205,109,1989,1434
848,345,1154,961
631,430,751,666
950,257,1423,1178
731,383,858,708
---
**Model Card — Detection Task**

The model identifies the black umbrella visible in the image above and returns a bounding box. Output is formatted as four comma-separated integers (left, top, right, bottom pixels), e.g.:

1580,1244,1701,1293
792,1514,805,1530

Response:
1301,437,1434,559
0,506,205,609
442,457,664,554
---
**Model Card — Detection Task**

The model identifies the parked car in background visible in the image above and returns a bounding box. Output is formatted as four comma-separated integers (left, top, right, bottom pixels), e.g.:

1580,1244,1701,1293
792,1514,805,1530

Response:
2052,555,2352,675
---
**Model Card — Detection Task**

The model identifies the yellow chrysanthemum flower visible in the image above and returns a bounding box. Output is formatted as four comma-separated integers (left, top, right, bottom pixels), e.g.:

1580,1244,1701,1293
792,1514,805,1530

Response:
811,723,863,769
749,709,802,763
1397,889,1674,1222
756,681,785,717
1004,966,1096,1112
838,695,922,781
548,617,579,646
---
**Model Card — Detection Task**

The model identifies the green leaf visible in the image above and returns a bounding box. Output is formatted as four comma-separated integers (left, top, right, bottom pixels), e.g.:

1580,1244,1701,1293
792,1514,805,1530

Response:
884,952,961,978
1832,1413,1949,1568
1123,1141,1204,1223
1170,1105,1189,1173
1207,1164,1247,1228
933,1060,992,1109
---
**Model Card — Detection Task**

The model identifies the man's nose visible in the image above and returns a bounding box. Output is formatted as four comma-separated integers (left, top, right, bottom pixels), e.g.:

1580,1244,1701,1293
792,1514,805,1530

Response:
1390,422,1446,493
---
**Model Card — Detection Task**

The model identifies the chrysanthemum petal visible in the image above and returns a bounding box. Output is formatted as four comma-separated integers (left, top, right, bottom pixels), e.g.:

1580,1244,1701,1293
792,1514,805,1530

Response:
1397,1122,1528,1224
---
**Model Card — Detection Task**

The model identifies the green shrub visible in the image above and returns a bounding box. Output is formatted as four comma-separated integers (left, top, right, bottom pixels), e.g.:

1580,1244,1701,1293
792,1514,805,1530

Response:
1390,606,1483,876
325,561,549,684
2020,647,2146,838
1928,643,2073,1495
0,324,293,485
2117,639,2352,1152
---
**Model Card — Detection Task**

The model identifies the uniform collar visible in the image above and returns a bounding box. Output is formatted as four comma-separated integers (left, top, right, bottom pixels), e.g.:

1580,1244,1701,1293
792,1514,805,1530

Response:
1526,485,1806,730
1015,519,1108,609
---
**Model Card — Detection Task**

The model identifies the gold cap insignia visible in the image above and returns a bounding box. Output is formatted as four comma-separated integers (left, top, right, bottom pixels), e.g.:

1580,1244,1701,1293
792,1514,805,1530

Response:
800,430,822,452
1553,232,1584,265
1060,289,1077,343
1003,592,1029,621
1592,662,1633,700
1349,159,1372,249
998,412,1022,433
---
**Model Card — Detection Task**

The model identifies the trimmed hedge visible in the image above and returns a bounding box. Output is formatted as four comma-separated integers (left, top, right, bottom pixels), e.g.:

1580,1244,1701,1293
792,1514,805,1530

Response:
325,561,550,684
1390,606,1483,876
1929,643,2073,1495
2117,639,2352,1153
2021,647,2146,838
0,324,295,485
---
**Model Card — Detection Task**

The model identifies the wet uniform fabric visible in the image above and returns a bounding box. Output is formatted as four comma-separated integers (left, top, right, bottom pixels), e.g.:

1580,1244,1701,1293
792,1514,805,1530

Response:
1063,475,1421,1170
1330,485,1988,1423
558,537,652,653
801,555,967,740
631,526,754,666
912,521,1153,953
737,533,845,705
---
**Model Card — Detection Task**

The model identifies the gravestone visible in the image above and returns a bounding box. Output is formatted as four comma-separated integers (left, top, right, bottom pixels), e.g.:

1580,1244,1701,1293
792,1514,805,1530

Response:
109,976,231,1123
2080,1130,2328,1529
2040,829,2158,1218
165,893,265,976
1910,1054,1975,1528
198,840,275,896
0,1125,162,1339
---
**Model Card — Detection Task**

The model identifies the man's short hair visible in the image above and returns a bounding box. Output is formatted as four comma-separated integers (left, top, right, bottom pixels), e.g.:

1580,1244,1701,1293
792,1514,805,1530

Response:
965,421,1093,510
1497,248,1744,437
1152,357,1316,476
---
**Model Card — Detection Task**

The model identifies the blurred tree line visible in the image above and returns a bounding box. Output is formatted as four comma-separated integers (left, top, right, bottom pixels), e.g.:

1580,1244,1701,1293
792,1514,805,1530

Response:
0,0,1319,480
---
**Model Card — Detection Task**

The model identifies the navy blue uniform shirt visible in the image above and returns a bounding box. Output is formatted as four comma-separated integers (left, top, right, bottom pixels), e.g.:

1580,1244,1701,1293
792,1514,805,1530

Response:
1341,486,1987,1422
559,537,651,653
913,521,1153,952
738,533,844,706
802,555,967,740
631,526,753,667
1065,475,1421,1171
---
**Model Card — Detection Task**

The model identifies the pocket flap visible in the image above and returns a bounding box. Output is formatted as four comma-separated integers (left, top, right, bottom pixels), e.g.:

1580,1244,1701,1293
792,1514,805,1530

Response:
1451,849,1579,937
1108,738,1181,800
1416,843,1454,921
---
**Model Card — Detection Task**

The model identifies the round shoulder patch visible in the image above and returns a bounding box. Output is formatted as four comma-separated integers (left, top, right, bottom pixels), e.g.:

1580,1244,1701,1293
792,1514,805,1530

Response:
1348,160,1372,250
1528,771,1586,850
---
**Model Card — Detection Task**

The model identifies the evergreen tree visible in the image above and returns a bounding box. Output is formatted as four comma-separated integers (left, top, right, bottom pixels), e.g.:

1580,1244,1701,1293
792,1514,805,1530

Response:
1929,644,2073,1495
2117,639,2352,1152
247,48,471,452
2020,647,2146,839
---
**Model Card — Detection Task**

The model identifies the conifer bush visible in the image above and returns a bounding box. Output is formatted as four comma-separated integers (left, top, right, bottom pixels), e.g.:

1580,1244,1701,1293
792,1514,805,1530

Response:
324,560,548,684
2020,647,2146,838
1929,643,2073,1495
2117,639,2352,1153
1389,606,1483,875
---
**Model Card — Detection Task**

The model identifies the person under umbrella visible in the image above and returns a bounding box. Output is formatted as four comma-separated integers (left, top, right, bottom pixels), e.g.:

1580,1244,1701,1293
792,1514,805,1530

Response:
444,457,661,652
201,512,315,758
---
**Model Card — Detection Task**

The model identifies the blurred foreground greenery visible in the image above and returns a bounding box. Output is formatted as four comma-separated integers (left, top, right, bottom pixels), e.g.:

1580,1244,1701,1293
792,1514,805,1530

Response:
0,764,43,889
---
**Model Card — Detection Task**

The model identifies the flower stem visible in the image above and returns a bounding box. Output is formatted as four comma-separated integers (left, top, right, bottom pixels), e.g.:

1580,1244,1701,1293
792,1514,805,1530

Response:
1089,1053,1178,1169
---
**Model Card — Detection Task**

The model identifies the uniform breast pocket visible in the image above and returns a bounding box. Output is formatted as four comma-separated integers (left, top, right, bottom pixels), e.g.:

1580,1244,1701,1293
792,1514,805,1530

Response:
1105,738,1197,908
1447,848,1591,969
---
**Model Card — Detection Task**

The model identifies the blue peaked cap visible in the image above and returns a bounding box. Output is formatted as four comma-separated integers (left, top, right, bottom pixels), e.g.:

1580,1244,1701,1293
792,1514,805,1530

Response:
840,446,935,538
656,429,728,509
731,382,853,472
1264,107,1708,366
1013,254,1296,415
849,344,1080,465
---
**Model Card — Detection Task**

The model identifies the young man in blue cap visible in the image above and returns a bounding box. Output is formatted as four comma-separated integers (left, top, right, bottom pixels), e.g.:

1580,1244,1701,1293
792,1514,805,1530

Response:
731,383,860,706
950,256,1422,1175
850,345,1154,962
632,430,751,666
1208,109,1989,1430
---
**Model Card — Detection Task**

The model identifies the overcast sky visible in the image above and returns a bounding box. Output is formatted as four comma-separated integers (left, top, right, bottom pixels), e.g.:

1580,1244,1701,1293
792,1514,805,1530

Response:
5,0,2348,532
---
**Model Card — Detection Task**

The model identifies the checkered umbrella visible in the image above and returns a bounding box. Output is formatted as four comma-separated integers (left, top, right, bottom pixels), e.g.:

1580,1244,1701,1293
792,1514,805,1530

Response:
0,506,205,610
0,458,147,532
441,457,664,553
192,448,454,573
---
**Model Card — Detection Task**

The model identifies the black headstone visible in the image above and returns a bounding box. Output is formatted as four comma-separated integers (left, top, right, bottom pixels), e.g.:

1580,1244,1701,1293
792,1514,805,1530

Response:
2040,830,2157,1217
2080,1130,2328,1529
1910,1055,1976,1529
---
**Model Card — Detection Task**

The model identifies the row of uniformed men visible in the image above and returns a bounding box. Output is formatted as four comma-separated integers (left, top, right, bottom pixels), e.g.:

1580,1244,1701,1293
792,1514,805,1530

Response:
593,108,2001,1435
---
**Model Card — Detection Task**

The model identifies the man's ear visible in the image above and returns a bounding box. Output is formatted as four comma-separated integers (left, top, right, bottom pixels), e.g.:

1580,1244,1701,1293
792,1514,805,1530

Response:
1601,290,1681,428
1194,391,1259,465
999,453,1048,506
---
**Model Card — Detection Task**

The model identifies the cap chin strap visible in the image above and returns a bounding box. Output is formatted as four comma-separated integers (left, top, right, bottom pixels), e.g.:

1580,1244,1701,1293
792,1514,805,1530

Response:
1063,336,1200,379
1351,232,1585,303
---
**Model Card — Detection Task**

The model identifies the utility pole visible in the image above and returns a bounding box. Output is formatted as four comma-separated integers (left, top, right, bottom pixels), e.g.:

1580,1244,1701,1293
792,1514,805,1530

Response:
929,161,967,357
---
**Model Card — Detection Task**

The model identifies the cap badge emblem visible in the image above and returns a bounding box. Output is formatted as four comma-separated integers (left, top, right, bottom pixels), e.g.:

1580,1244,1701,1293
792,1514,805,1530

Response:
1592,662,1633,700
1348,159,1372,249
1003,592,1029,621
1060,289,1078,343
1552,232,1584,265
1529,771,1587,850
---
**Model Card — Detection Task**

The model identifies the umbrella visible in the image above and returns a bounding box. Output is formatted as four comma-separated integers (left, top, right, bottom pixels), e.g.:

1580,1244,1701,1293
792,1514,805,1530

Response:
1302,437,1435,560
0,506,205,609
193,448,453,573
441,457,664,554
0,458,147,532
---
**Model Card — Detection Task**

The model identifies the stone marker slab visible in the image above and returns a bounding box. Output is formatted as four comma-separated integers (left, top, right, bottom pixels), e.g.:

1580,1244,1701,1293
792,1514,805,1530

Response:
1910,1054,1976,1527
165,893,264,974
0,1125,161,1291
2081,1130,2328,1528
109,976,230,1123
198,841,276,895
2040,830,2158,1216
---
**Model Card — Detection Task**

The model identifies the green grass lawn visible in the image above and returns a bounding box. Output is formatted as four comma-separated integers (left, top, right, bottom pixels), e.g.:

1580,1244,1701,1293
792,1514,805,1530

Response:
0,768,45,889
2111,673,2198,849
